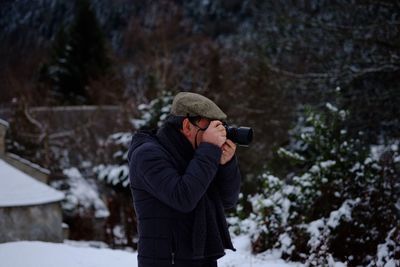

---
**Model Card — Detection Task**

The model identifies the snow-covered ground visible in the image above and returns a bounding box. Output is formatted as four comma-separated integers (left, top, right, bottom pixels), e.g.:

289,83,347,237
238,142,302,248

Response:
0,235,303,267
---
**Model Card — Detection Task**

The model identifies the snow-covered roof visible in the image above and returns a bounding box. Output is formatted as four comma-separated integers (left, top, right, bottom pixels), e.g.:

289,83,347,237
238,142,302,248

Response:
8,153,50,175
0,159,64,207
0,118,9,128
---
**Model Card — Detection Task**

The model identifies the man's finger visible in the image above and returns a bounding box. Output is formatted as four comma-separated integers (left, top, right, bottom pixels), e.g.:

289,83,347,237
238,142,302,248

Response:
223,143,233,151
209,120,222,127
216,125,225,131
225,139,236,148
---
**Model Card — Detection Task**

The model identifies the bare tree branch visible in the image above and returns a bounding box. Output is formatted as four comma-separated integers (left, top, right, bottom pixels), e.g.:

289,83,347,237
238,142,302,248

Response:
23,105,47,143
264,62,400,81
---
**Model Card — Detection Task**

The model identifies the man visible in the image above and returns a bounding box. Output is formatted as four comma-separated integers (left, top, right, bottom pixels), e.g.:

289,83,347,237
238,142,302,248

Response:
128,92,241,267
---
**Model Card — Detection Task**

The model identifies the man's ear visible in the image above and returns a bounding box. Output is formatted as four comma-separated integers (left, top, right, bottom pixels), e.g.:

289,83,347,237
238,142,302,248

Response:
181,118,191,137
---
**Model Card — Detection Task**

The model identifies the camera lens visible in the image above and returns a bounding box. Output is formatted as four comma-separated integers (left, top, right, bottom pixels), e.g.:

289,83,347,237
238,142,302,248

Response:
225,125,253,146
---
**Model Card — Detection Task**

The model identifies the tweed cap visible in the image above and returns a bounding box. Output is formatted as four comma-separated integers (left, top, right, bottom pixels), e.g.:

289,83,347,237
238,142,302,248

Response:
171,92,227,120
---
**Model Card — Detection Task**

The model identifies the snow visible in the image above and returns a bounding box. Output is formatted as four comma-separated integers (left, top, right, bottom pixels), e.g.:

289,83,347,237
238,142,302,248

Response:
320,160,336,169
130,118,145,129
370,145,385,161
364,157,373,164
390,144,398,152
0,118,9,127
108,132,132,146
307,219,325,247
7,153,50,175
307,199,360,243
53,167,109,218
277,148,305,161
327,199,359,228
0,236,303,267
0,241,137,267
371,228,400,267
95,164,130,187
326,103,338,112
350,162,362,173
278,233,295,255
0,159,64,207
219,235,302,267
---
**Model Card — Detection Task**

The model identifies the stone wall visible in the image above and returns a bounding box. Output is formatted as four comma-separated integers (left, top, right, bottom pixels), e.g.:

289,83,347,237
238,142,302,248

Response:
0,202,63,243
29,105,125,134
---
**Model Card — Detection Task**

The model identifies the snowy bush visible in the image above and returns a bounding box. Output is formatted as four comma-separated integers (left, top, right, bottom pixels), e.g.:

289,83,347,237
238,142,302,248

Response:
246,174,292,253
94,132,132,188
131,90,174,130
240,103,400,266
50,167,110,240
367,226,400,267
51,167,109,218
94,91,173,188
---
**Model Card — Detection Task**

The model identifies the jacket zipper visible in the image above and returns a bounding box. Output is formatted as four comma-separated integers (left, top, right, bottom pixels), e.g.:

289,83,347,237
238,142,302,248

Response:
171,252,175,265
171,221,177,265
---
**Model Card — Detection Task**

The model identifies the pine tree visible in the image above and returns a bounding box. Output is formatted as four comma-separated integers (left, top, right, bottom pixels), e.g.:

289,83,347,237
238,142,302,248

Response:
240,100,400,266
42,0,111,104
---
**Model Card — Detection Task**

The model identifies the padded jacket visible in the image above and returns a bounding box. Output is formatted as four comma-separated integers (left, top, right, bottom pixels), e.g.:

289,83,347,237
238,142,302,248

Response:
128,127,241,266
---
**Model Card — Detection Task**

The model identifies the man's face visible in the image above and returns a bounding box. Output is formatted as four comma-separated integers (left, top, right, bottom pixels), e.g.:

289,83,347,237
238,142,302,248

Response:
189,118,211,147
181,117,212,149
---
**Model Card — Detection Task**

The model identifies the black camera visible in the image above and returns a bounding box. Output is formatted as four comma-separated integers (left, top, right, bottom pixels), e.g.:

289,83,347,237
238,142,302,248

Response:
224,124,253,146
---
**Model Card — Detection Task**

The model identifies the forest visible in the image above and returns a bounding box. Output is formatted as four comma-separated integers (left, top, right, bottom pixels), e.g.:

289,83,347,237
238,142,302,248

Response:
0,1,399,266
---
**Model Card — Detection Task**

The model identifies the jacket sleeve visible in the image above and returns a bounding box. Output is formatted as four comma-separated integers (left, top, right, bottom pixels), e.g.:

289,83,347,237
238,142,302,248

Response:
131,142,222,213
215,156,241,209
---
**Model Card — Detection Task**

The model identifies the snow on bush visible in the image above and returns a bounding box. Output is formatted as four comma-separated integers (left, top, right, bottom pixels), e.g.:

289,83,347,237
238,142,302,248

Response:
130,91,173,130
94,132,132,188
94,91,173,188
235,103,400,266
51,167,109,218
367,227,400,267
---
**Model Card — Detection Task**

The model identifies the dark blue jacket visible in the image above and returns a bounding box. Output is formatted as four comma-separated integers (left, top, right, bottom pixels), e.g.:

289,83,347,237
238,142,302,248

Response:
128,124,241,266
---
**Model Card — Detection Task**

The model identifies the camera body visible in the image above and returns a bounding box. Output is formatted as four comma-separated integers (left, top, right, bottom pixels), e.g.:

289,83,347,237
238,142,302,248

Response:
224,124,253,146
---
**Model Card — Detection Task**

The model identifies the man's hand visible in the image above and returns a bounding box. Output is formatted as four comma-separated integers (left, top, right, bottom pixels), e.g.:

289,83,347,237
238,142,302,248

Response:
202,120,226,148
220,139,236,165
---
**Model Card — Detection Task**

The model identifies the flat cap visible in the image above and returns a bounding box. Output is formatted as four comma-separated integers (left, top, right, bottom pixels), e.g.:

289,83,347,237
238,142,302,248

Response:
171,92,227,120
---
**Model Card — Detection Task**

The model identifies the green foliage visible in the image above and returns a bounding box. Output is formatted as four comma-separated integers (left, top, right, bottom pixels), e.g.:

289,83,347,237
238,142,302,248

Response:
239,102,400,266
133,91,174,130
282,104,371,223
248,173,291,251
94,132,131,189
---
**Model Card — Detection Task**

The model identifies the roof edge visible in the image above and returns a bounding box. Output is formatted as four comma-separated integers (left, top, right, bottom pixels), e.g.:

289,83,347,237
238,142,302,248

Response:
7,153,50,175
0,118,9,128
0,197,65,208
